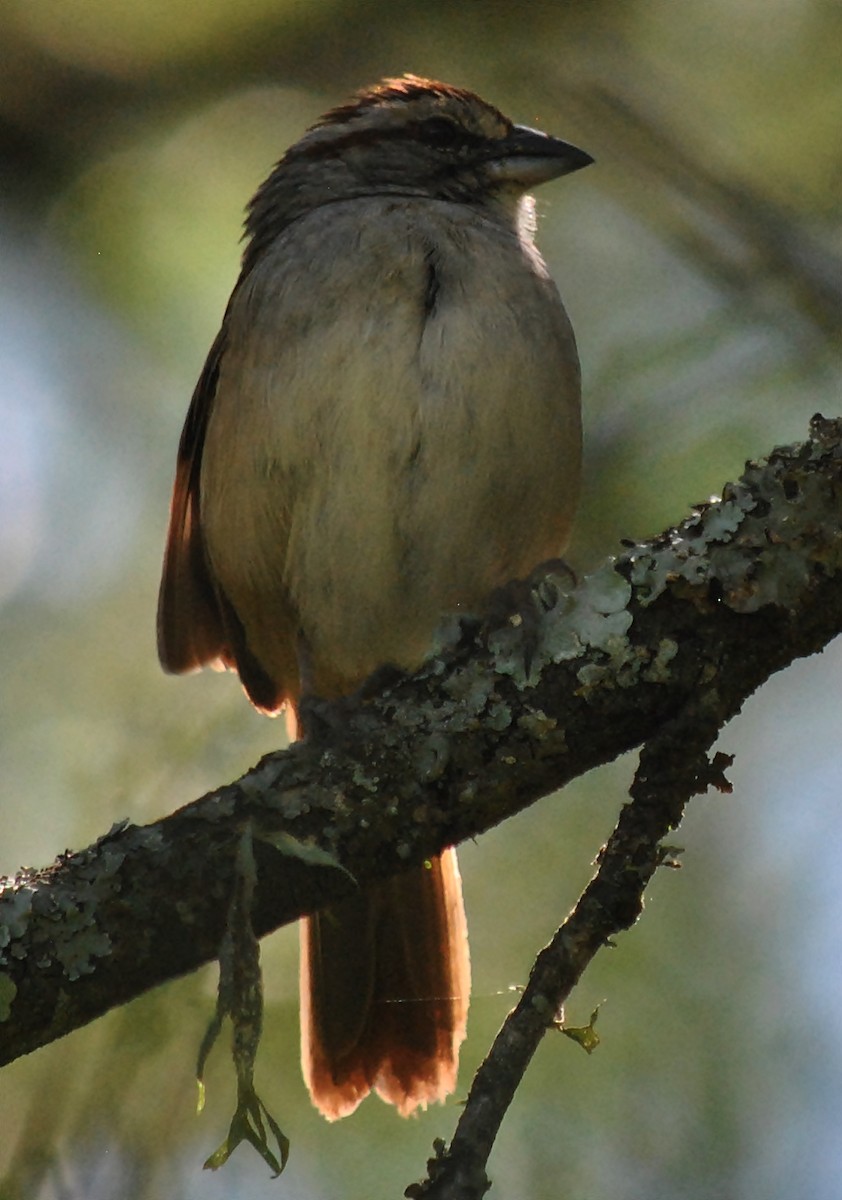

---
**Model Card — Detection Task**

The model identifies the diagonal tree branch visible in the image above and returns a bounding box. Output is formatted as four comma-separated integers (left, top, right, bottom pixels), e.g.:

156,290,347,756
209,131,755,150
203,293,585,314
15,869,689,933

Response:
406,703,734,1199
403,415,842,1199
1,415,841,1078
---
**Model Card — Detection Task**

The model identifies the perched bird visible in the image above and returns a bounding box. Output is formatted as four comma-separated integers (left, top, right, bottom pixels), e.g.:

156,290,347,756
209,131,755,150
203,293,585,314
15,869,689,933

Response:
158,75,590,1120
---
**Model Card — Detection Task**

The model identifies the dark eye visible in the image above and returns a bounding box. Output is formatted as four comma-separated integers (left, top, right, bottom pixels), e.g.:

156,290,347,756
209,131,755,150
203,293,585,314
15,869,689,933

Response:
420,117,463,148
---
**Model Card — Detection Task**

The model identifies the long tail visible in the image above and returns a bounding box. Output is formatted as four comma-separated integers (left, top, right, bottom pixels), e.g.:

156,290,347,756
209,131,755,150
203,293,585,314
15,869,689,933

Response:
300,847,470,1119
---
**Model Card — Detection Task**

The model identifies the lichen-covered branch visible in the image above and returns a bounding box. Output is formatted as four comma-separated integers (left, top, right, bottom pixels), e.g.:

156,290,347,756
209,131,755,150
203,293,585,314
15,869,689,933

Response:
1,416,841,1074
406,709,734,1200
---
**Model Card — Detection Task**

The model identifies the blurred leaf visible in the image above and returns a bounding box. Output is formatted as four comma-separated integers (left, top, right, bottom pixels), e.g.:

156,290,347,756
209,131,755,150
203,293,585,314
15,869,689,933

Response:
6,0,341,75
257,830,356,882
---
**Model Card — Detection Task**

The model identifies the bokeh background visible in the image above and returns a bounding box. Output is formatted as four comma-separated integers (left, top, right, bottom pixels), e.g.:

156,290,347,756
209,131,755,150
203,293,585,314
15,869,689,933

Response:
2,3,842,1197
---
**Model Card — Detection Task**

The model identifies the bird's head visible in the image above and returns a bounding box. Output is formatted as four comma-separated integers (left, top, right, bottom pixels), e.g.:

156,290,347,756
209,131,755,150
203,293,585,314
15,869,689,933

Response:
244,76,592,263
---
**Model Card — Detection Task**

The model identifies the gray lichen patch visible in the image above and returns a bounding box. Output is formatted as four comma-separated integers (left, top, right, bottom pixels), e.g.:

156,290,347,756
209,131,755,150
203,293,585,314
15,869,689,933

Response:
0,825,133,986
484,560,635,693
627,427,842,615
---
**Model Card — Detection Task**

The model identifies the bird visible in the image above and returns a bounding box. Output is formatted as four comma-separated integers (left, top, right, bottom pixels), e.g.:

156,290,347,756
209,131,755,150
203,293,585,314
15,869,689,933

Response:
157,74,591,1120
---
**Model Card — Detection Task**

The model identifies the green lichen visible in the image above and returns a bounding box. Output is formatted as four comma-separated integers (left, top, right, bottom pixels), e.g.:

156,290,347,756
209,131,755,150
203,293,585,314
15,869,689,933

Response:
486,699,514,732
0,972,17,1021
411,732,452,782
0,886,35,959
645,639,679,683
516,709,559,739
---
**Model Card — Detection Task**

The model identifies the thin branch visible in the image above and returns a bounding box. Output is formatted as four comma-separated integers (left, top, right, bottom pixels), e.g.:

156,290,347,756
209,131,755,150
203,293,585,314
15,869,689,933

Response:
1,416,841,1077
407,707,733,1199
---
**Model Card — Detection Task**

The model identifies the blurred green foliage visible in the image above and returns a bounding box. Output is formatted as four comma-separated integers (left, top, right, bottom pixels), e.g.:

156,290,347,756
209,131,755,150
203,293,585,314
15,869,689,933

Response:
1,2,841,1197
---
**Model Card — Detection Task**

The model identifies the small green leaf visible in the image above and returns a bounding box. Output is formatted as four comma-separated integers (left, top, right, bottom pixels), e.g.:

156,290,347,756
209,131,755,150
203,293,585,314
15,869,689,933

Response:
203,1141,234,1172
203,1084,290,1177
560,1004,602,1055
